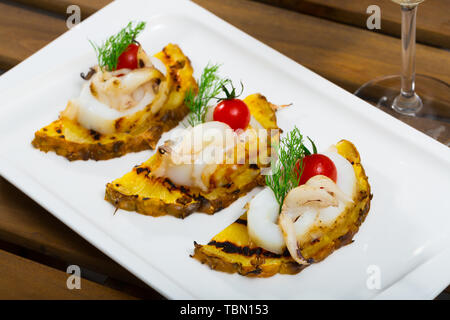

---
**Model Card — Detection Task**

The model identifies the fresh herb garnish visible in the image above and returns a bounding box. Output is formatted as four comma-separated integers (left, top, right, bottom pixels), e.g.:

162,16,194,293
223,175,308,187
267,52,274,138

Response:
90,21,146,71
301,136,317,156
185,63,230,127
265,127,316,206
217,80,244,102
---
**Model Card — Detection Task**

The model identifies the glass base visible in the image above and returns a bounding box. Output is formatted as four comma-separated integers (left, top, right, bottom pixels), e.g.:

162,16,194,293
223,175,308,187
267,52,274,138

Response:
355,74,450,146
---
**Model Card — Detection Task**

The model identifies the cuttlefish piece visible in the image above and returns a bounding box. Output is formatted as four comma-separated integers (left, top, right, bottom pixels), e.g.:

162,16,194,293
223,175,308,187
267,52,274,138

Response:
278,175,352,265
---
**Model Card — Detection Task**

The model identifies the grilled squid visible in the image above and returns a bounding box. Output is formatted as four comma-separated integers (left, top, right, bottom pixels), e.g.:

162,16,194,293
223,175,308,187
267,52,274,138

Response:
150,118,269,192
247,187,284,254
279,175,352,265
150,121,237,191
61,48,169,135
247,146,357,264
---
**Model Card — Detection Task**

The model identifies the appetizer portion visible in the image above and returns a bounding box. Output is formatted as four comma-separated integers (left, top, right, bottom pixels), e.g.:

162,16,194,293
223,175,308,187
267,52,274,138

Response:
193,129,371,277
105,65,285,218
32,22,197,160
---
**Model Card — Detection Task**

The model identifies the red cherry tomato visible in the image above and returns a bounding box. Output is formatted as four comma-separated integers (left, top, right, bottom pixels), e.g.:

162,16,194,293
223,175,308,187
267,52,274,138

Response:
213,99,251,131
116,43,140,70
296,154,337,185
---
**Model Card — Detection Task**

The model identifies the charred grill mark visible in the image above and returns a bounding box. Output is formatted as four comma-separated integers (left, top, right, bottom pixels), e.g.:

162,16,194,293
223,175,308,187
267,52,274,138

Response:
128,122,136,131
169,69,181,89
176,60,186,69
164,178,177,191
194,194,209,207
208,240,285,258
277,249,292,258
89,129,101,141
56,129,62,134
235,219,247,226
135,167,151,175
357,199,371,225
59,135,65,139
160,112,170,122
231,189,241,195
176,196,192,205
338,231,354,245
138,59,145,68
296,248,314,264
112,141,124,153
81,150,90,160
249,164,259,169
245,268,262,276
163,47,170,59
115,117,124,130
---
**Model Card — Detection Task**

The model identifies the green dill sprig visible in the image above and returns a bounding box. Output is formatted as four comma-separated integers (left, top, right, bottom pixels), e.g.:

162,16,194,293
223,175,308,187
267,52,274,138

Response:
185,63,230,127
90,21,146,71
265,127,316,207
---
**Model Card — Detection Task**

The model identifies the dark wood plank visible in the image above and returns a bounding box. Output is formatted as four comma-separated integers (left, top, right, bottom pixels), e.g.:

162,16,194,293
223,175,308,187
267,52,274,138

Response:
0,1,67,69
193,0,450,91
10,0,450,48
0,177,158,291
1,0,448,89
12,0,110,18
253,0,450,48
0,248,137,299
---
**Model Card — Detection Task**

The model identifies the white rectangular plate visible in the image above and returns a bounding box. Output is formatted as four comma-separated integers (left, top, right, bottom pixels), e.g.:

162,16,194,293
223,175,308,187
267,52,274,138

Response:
1,0,449,299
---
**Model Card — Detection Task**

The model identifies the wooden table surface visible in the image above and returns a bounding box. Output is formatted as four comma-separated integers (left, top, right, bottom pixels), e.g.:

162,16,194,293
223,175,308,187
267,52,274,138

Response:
0,0,449,299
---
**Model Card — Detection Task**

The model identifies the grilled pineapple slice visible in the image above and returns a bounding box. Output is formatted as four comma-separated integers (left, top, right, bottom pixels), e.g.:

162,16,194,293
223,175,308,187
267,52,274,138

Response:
105,94,280,218
192,140,371,277
32,44,197,161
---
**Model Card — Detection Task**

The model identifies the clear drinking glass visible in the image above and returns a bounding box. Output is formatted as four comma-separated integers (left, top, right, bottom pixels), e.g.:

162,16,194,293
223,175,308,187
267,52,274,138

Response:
355,0,450,146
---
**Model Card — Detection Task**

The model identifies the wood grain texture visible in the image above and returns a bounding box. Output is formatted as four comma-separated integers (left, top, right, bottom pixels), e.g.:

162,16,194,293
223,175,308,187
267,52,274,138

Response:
2,0,448,90
10,0,450,48
253,0,450,48
0,177,162,293
0,248,136,299
193,0,450,92
0,1,67,69
12,0,111,18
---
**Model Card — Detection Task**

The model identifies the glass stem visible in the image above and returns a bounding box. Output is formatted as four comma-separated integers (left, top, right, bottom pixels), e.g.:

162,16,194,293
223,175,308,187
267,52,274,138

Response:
400,5,417,98
392,4,423,115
